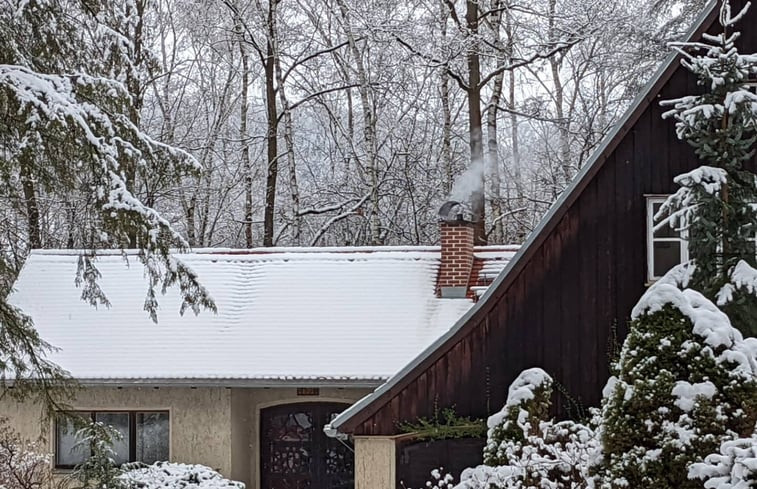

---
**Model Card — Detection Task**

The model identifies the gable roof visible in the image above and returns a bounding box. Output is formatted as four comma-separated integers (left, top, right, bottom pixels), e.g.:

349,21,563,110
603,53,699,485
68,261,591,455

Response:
11,246,515,386
328,1,722,433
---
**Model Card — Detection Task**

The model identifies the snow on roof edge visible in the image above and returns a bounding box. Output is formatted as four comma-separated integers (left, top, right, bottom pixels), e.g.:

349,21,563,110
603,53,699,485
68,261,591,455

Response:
29,246,442,256
327,0,719,435
72,377,387,388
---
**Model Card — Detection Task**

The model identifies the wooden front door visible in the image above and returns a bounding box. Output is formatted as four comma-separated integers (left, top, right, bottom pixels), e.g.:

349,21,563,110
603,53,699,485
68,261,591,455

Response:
260,403,354,489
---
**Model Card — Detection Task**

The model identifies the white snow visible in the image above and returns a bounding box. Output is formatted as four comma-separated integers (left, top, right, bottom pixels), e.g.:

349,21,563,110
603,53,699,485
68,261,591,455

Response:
10,248,480,382
718,260,757,305
486,368,550,430
671,380,717,412
632,279,757,378
689,436,757,489
120,462,244,489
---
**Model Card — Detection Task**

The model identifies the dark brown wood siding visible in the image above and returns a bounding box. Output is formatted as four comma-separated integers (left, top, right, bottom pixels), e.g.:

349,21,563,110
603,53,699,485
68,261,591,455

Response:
347,1,757,437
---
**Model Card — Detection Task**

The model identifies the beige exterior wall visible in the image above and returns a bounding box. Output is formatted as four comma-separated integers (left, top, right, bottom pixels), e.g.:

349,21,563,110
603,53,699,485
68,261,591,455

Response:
1,386,370,489
354,437,396,489
0,387,232,474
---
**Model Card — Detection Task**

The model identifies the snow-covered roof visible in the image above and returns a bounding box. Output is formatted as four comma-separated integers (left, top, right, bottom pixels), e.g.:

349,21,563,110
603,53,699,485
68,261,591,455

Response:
10,247,512,385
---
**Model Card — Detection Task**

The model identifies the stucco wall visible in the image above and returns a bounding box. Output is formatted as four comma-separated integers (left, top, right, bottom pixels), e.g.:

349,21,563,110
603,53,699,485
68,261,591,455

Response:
354,436,396,489
0,387,232,475
1,386,371,489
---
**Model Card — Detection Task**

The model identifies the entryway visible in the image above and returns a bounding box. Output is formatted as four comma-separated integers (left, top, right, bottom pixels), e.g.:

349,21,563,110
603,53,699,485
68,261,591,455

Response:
260,402,353,489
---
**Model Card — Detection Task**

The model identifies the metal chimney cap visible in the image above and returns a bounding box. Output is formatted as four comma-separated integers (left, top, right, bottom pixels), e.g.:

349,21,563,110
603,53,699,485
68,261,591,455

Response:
438,200,473,222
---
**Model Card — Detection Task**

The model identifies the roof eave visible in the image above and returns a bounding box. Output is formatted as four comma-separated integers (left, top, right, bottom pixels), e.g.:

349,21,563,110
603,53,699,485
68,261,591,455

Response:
64,377,386,389
328,1,720,436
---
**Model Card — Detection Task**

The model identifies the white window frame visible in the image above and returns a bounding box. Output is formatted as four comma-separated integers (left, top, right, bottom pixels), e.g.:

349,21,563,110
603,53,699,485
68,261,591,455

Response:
646,195,689,282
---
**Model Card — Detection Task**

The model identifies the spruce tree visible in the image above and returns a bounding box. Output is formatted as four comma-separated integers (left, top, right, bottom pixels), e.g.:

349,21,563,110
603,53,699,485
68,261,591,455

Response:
592,283,757,488
0,0,215,413
657,0,757,336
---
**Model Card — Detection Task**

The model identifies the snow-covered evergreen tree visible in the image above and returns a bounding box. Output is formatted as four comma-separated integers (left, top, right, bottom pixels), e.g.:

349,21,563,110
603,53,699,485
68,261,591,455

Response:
591,279,757,488
657,0,757,336
454,368,597,489
0,0,214,411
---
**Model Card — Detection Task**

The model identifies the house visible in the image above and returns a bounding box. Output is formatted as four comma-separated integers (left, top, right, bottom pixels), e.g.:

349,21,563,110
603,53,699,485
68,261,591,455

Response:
1,218,516,489
325,1,757,488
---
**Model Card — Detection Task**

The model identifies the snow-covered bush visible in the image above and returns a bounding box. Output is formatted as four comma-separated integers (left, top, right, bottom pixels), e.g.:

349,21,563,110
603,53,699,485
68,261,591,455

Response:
455,368,598,489
120,462,245,489
591,280,757,489
0,417,55,489
689,435,757,488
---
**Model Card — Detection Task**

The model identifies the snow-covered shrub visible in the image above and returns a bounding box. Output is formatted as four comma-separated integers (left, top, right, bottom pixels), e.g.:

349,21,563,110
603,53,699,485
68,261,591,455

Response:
455,368,598,489
484,368,554,465
0,417,56,489
400,466,456,489
591,281,757,489
120,462,245,489
689,435,757,488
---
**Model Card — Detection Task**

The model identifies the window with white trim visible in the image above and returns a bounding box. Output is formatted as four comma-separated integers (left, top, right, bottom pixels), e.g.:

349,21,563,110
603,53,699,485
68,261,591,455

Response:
55,411,169,469
647,196,689,282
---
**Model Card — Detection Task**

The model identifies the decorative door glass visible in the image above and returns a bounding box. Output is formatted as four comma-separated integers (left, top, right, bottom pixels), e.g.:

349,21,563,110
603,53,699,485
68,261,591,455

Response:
261,403,353,489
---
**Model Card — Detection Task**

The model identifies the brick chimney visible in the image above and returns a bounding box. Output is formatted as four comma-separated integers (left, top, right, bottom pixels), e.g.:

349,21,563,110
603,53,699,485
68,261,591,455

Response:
437,218,475,298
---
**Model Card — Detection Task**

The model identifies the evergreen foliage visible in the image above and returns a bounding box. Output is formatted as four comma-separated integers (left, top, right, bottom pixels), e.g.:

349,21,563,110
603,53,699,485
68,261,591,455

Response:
658,0,757,336
689,434,757,488
455,368,597,489
0,0,215,413
70,419,127,489
591,283,757,488
398,406,485,441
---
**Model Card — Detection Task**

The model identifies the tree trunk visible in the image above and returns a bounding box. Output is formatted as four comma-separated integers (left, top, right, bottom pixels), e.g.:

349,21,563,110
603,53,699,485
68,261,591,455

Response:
263,1,279,247
466,0,486,245
236,11,254,248
440,0,453,194
273,33,301,244
505,4,523,242
19,159,41,249
336,0,381,244
487,0,506,244
548,0,571,187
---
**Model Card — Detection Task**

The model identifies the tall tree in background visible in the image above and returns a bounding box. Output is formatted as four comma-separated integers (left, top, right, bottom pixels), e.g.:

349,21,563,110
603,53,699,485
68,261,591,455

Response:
397,0,580,244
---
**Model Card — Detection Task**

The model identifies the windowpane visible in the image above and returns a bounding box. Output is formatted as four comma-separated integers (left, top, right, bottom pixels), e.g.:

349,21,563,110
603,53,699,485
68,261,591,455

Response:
95,412,130,466
56,414,91,467
136,412,169,464
654,241,681,277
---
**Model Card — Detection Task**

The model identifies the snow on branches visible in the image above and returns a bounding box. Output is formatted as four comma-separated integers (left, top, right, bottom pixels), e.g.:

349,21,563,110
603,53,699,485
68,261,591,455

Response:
120,462,245,489
0,0,215,411
592,276,757,489
455,368,597,489
0,417,55,489
661,1,757,168
689,436,757,489
656,0,757,337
